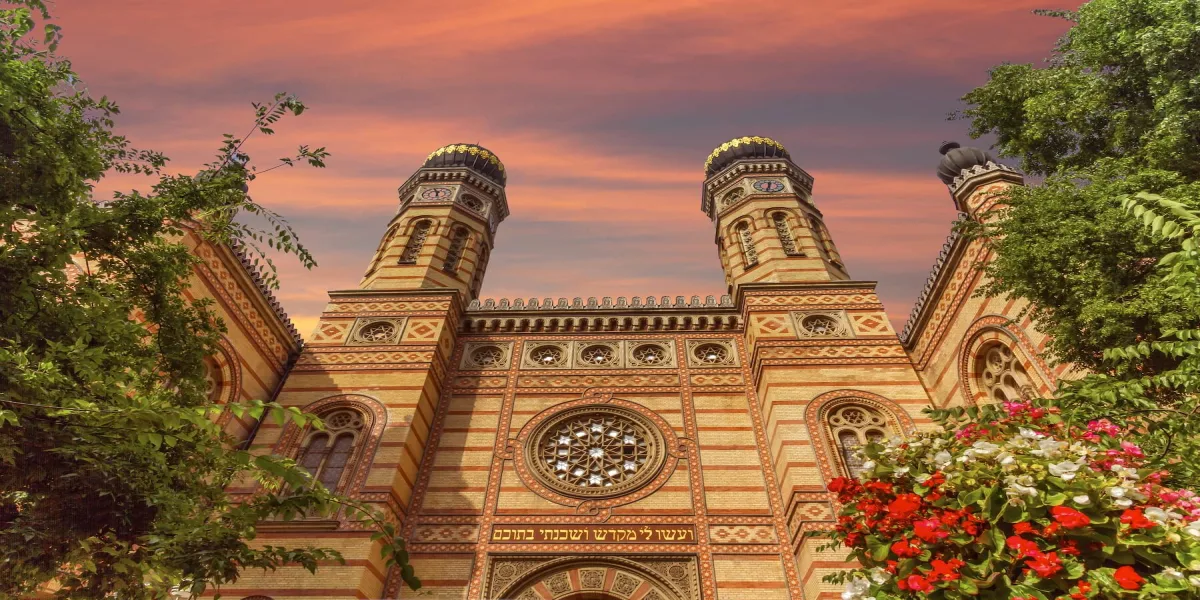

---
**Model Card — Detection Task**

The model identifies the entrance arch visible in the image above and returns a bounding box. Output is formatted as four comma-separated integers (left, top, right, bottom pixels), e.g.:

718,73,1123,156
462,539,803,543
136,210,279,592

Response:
493,557,691,600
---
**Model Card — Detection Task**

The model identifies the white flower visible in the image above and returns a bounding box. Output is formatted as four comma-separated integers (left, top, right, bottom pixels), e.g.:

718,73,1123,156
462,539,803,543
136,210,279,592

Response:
1189,575,1200,587
1019,427,1044,440
868,568,890,585
997,452,1016,466
1115,497,1133,508
933,451,952,467
894,466,910,479
1032,438,1066,457
1163,568,1185,581
1184,520,1200,538
1048,461,1081,480
971,441,1000,455
1108,486,1127,499
1008,483,1038,498
841,576,870,600
1073,494,1091,506
915,473,931,484
861,460,876,472
1145,507,1170,523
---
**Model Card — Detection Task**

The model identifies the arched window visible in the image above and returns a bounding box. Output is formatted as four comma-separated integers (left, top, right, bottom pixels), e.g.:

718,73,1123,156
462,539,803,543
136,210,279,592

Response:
808,215,842,266
772,212,803,256
297,408,365,493
398,219,432,264
471,244,489,298
977,344,1037,403
828,404,891,478
443,225,470,273
735,221,758,268
365,224,398,276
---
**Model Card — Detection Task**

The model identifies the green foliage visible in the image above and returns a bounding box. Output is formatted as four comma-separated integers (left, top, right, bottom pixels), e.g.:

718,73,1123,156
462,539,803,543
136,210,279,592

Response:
0,2,417,597
962,0,1200,179
957,0,1200,486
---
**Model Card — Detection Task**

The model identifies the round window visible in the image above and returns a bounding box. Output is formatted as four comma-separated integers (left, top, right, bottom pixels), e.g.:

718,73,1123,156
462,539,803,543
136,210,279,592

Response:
529,345,566,367
692,342,730,365
526,405,666,498
630,343,668,366
800,314,841,337
469,345,506,368
357,321,397,342
580,344,616,366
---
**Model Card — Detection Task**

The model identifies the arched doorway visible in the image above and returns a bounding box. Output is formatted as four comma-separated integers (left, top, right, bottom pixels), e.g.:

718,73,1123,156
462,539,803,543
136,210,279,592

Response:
490,557,693,600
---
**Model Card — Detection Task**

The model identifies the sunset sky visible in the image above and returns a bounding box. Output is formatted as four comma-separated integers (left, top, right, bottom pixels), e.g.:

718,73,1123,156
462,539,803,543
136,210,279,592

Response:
54,1,1072,336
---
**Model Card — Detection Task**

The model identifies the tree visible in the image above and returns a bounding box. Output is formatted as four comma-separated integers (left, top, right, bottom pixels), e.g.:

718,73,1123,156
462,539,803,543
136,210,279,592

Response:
957,0,1200,487
961,0,1200,374
0,2,418,596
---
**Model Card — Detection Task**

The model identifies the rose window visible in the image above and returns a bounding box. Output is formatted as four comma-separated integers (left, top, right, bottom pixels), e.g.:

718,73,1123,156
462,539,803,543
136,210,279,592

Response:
530,345,566,367
979,344,1037,403
692,343,729,365
801,314,841,336
357,321,396,342
580,344,616,366
526,405,666,498
630,343,668,366
460,194,484,212
470,345,506,368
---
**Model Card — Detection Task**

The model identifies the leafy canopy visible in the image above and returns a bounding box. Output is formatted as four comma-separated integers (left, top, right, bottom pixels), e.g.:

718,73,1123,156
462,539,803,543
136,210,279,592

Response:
0,1,418,596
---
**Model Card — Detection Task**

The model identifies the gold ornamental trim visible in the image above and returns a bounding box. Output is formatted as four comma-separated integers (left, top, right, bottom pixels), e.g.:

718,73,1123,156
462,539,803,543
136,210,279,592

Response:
704,135,787,172
425,143,505,172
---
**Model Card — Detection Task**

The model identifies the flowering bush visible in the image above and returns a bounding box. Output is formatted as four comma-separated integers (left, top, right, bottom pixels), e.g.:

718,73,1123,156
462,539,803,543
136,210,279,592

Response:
826,400,1200,599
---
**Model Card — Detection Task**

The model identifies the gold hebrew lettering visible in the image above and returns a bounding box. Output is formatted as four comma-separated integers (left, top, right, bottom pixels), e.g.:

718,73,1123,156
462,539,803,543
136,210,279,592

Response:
569,529,584,541
640,526,652,539
594,529,607,541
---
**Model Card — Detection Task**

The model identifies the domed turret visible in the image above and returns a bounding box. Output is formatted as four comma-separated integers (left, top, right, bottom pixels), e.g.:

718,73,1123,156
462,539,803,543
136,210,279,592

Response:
936,142,996,184
704,136,790,177
423,143,506,186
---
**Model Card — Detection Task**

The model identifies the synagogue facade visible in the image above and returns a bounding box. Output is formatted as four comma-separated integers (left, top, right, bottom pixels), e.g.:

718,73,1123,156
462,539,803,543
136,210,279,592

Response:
187,137,1071,599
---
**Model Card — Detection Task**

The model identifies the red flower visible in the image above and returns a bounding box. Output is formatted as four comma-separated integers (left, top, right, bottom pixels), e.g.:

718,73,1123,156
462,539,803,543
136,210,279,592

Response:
1024,551,1062,578
928,558,964,582
891,539,922,558
1120,508,1156,530
1006,535,1039,558
828,478,851,493
1114,566,1143,590
898,574,934,593
1012,522,1035,535
926,472,946,487
913,519,948,543
1050,506,1091,529
1070,580,1092,600
888,493,922,519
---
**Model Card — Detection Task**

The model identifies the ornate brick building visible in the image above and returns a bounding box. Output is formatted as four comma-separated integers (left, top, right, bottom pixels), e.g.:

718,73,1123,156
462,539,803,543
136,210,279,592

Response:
201,137,1071,599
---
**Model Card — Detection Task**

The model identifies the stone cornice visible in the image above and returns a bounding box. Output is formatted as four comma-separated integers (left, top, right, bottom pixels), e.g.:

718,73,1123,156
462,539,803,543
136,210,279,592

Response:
947,162,1023,211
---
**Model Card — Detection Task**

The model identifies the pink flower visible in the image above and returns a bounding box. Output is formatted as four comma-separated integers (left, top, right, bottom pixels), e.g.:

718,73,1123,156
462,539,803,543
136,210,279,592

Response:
1121,441,1145,457
1087,419,1120,436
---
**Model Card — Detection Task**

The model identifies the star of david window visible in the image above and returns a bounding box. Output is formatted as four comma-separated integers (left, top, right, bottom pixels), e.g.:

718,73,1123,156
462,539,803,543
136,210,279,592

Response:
357,321,396,342
470,345,506,368
630,343,668,366
526,406,666,499
580,344,616,366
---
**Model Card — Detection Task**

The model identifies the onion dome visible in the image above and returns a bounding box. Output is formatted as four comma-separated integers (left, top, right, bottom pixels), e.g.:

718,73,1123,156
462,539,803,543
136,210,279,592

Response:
704,136,790,177
423,143,506,186
936,141,997,184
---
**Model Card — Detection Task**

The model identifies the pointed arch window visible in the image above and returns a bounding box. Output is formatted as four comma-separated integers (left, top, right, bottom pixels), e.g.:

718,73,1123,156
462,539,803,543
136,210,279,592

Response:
808,215,842,266
828,404,891,478
399,219,433,264
977,344,1037,404
443,225,470,273
735,221,758,268
772,212,803,256
470,244,489,298
297,408,365,492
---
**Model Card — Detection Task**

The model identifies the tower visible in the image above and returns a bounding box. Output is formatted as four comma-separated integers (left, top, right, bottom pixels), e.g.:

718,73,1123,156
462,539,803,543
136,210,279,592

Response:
701,136,848,295
360,143,510,299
